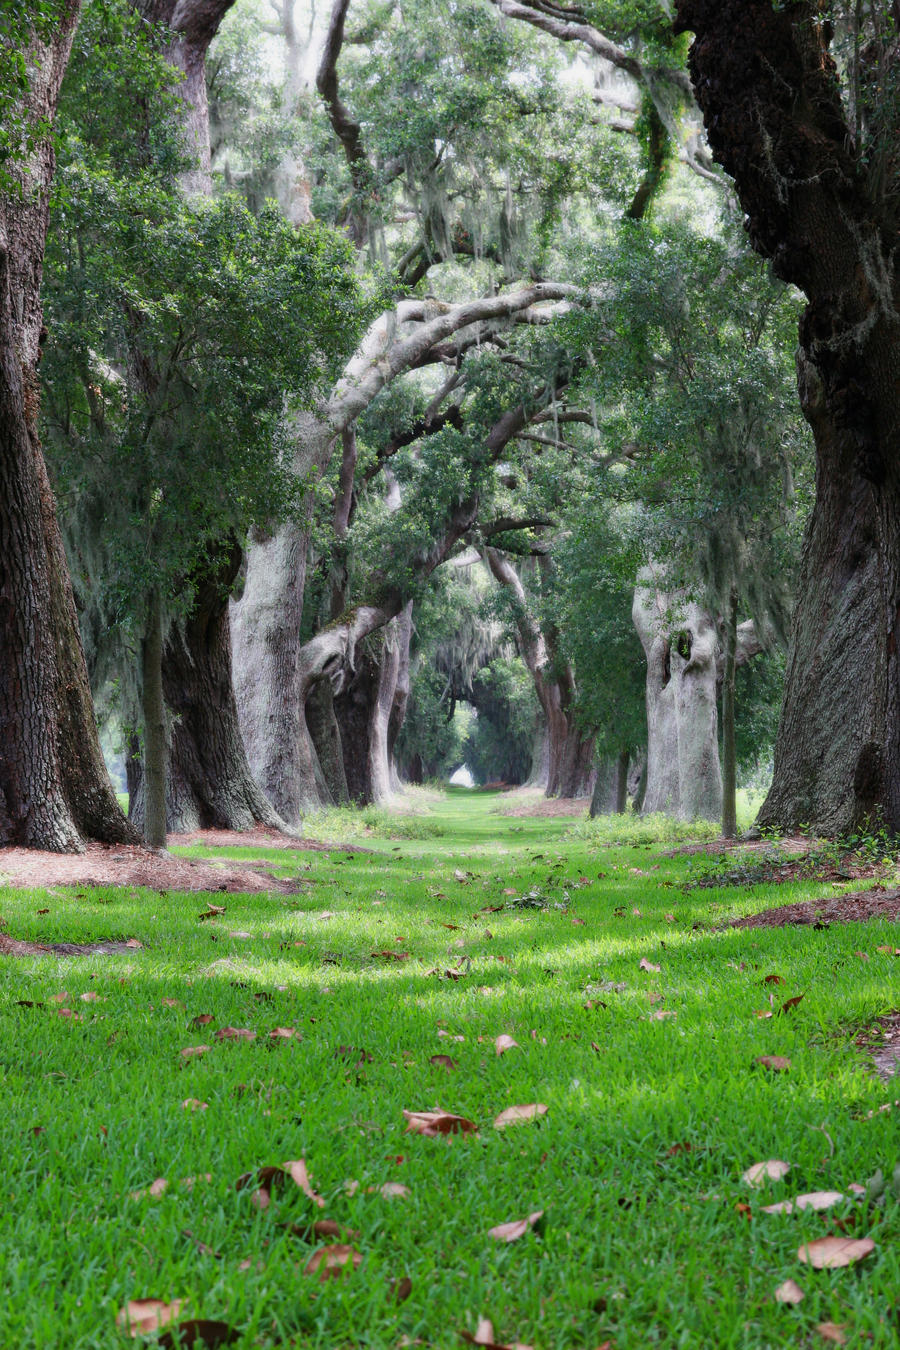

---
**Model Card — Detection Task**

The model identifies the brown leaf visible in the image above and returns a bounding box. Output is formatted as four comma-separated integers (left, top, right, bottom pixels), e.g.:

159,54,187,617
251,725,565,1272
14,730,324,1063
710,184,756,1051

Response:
181,1099,208,1112
403,1109,477,1137
638,958,661,972
303,1243,362,1282
488,1210,544,1243
493,1104,548,1130
49,992,69,1004
442,923,461,930
79,991,100,1003
763,974,785,985
742,1160,790,1187
180,1044,212,1059
753,1010,774,1020
125,938,143,949
459,1317,534,1350
370,950,410,961
797,1236,874,1269
161,998,184,1010
761,1200,794,1214
779,994,805,1015
214,1026,256,1042
130,1177,169,1201
590,1040,602,1053
875,945,900,955
430,1054,458,1071
773,1279,804,1305
390,1276,413,1304
814,1324,847,1345
794,1191,845,1211
268,1027,299,1040
199,904,226,920
854,951,869,962
754,1055,791,1072
190,1014,215,1028
378,1182,410,1198
287,1218,359,1242
494,1034,519,1056
283,1159,326,1208
117,1299,184,1335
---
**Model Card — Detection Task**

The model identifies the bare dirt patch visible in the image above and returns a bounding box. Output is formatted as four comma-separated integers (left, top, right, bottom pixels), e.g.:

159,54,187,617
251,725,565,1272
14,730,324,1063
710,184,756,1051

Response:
732,886,900,929
0,839,322,897
660,835,819,858
853,1012,900,1084
172,826,365,852
0,933,142,958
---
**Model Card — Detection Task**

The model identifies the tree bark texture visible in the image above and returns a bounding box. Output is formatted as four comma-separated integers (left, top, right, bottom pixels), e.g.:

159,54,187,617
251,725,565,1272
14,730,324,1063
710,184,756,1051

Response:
129,544,285,832
387,601,413,792
141,591,169,849
633,582,723,821
721,586,738,839
676,0,900,833
0,6,134,850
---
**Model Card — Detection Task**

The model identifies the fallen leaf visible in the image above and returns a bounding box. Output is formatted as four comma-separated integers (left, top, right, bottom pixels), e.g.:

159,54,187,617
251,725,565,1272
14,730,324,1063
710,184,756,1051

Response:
370,950,410,961
283,1159,326,1208
199,904,226,920
875,945,900,955
378,1182,410,1198
214,1026,256,1041
161,998,184,1010
854,951,870,962
763,974,785,985
181,1099,208,1112
430,1054,458,1071
390,1276,413,1304
49,992,69,1004
459,1317,533,1350
79,991,100,1003
268,1027,299,1040
773,1278,804,1305
649,1009,676,1021
287,1218,359,1242
493,1104,548,1130
488,1210,544,1243
303,1244,362,1282
794,1191,845,1211
403,1109,477,1137
797,1236,874,1269
454,869,470,883
814,1324,847,1345
228,931,252,939
130,1177,170,1201
125,938,143,949
734,1202,752,1218
191,1014,215,1028
117,1300,184,1335
639,958,661,972
180,1045,211,1059
761,1200,794,1214
779,994,805,1014
755,1055,791,1071
437,1030,465,1042
494,1034,519,1056
754,1010,774,1020
743,1160,790,1187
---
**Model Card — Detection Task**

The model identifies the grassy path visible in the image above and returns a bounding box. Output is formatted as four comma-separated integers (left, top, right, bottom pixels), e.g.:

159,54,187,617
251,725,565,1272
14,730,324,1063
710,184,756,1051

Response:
1,790,898,1348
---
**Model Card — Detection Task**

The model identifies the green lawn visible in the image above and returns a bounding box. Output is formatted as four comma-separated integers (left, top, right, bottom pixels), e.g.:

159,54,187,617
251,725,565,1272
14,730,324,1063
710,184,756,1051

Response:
1,789,898,1348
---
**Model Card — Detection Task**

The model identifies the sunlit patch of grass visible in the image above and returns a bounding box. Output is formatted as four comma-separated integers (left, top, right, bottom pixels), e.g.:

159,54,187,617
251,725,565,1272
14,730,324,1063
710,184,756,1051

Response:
0,789,897,1347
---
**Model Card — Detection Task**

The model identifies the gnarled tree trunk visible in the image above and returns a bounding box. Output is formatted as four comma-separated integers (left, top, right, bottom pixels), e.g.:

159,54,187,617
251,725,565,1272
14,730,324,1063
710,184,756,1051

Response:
0,7,134,851
676,0,900,833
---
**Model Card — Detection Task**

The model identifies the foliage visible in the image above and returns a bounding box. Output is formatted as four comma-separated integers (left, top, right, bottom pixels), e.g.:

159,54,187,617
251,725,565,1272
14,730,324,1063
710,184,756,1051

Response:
464,657,538,785
395,664,467,782
0,0,68,188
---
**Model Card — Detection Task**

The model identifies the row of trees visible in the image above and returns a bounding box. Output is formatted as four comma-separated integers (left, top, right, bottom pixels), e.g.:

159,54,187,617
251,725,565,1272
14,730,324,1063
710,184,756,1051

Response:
2,0,898,852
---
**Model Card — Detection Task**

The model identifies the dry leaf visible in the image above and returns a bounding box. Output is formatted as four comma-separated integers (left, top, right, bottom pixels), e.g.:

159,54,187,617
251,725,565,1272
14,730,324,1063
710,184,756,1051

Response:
755,1055,791,1071
493,1103,547,1130
773,1279,804,1305
815,1324,847,1345
117,1299,184,1335
763,974,785,985
794,1191,845,1211
761,1200,794,1214
191,1014,215,1028
638,958,661,972
268,1027,298,1040
494,1034,519,1056
390,1276,413,1304
430,1054,458,1071
158,1320,238,1347
743,1160,790,1187
181,1099,208,1112
214,1026,256,1042
779,994,805,1014
283,1159,326,1208
649,1009,676,1020
797,1236,874,1269
378,1182,410,1198
130,1177,169,1201
79,991,100,1003
488,1210,544,1243
161,998,184,1010
403,1109,477,1137
303,1244,362,1282
49,992,69,1004
371,950,410,961
459,1317,533,1350
199,905,226,920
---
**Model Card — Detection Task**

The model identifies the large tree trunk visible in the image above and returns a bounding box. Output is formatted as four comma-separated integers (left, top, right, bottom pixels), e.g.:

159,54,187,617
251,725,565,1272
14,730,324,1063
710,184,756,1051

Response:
0,7,134,851
387,602,413,791
141,591,169,849
721,585,738,839
633,581,723,821
676,0,900,834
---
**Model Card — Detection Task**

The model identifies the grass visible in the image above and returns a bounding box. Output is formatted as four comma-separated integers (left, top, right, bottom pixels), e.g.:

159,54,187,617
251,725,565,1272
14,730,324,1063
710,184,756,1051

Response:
1,788,898,1348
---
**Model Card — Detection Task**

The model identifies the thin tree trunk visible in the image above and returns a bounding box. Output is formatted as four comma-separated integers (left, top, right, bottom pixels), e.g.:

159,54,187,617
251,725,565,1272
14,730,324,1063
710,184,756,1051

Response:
615,748,629,813
141,591,168,849
721,585,738,839
388,601,413,791
0,5,133,851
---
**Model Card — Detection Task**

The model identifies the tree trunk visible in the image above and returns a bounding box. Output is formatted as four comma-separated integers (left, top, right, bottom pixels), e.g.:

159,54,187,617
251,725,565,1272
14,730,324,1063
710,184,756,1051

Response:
633,579,723,820
306,681,346,806
721,586,738,839
615,748,629,814
676,0,900,834
333,642,380,805
141,591,168,849
0,7,134,851
129,543,285,833
387,602,413,791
